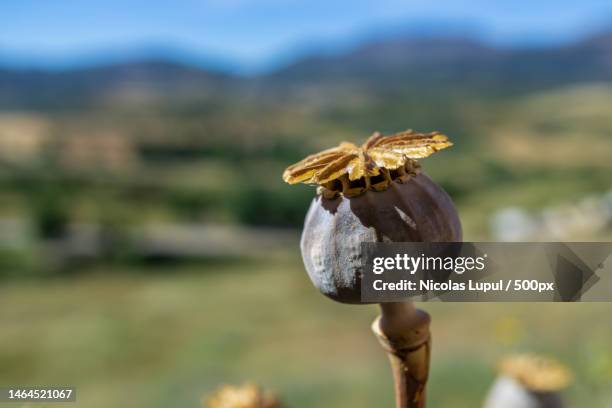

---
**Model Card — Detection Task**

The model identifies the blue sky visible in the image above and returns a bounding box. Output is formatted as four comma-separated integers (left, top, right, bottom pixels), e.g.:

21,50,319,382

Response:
1,0,612,70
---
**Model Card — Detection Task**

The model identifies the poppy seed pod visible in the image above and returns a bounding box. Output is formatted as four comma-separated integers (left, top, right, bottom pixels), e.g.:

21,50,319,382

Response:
206,383,281,408
484,354,572,408
283,130,462,304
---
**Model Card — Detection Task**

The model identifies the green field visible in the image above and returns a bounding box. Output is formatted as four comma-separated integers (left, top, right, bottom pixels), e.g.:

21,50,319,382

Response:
1,255,611,408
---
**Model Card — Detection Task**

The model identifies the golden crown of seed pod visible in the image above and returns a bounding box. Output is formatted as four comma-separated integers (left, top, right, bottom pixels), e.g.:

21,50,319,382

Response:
498,354,573,392
283,130,452,198
204,383,281,408
283,129,461,304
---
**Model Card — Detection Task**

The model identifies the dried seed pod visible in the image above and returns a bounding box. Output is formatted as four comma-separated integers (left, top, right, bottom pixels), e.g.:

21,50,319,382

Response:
483,354,572,408
205,383,281,408
284,130,462,304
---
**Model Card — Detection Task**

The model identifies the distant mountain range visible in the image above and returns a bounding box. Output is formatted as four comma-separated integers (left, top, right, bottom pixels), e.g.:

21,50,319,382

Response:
272,31,612,88
1,30,611,110
0,60,231,109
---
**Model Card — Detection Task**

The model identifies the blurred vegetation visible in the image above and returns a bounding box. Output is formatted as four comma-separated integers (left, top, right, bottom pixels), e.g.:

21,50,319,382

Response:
1,79,612,276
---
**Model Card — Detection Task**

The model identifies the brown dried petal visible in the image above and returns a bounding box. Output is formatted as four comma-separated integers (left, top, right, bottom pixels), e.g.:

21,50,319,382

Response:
312,153,359,184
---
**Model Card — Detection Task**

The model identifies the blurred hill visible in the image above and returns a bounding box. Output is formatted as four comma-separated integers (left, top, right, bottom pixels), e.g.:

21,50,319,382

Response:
0,60,231,110
271,32,612,90
2,30,612,109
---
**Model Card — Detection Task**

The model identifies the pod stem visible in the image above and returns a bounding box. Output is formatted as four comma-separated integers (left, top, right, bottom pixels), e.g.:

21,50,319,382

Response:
372,302,431,408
